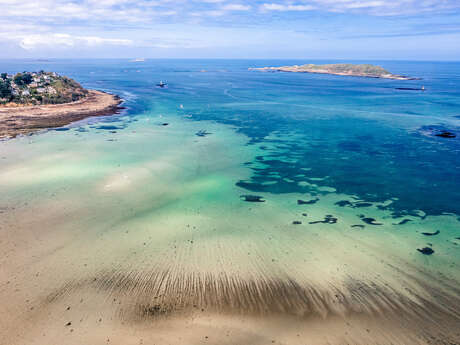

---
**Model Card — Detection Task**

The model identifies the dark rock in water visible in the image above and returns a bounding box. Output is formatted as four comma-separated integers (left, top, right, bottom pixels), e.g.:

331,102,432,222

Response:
298,198,319,205
240,195,265,202
435,131,456,138
302,213,308,217
420,125,457,139
196,130,212,137
351,225,365,228
326,216,338,224
292,221,302,225
335,200,352,207
422,230,440,236
96,125,122,130
309,215,337,224
417,247,434,255
393,219,412,225
354,202,373,208
391,210,426,220
335,200,372,208
361,217,382,225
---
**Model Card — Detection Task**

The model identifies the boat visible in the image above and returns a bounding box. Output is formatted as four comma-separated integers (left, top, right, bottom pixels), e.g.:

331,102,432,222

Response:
395,86,426,91
156,81,167,88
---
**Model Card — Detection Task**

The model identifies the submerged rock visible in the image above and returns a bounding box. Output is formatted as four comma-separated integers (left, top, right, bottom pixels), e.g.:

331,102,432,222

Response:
360,216,382,225
435,131,456,138
297,198,319,205
240,195,265,202
292,221,302,225
335,200,372,208
421,230,440,236
419,125,457,139
96,125,122,130
309,215,337,224
393,219,412,225
354,202,373,208
335,200,352,207
417,247,434,255
196,130,212,137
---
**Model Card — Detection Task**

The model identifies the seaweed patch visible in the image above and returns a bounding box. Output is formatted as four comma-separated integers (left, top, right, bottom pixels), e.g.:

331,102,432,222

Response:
393,219,412,225
309,215,337,224
417,247,434,255
240,195,265,202
421,230,440,236
298,198,319,205
359,215,382,225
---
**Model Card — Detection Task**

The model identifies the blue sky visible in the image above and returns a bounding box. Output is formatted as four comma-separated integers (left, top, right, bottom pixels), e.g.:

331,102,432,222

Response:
1,0,460,60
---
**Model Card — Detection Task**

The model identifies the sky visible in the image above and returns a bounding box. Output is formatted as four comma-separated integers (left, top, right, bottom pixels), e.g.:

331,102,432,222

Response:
1,0,460,60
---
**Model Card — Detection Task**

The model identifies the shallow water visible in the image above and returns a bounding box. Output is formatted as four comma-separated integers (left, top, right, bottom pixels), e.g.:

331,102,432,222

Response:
1,59,460,344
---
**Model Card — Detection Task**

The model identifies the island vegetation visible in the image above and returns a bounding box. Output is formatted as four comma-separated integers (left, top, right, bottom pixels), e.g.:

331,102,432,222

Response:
249,63,418,80
0,71,88,106
0,71,122,139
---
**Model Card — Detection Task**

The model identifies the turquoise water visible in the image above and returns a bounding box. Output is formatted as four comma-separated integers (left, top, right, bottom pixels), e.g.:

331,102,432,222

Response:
4,59,459,214
1,59,460,344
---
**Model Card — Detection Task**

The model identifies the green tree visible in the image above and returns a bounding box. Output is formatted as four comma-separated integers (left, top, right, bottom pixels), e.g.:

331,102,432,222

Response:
14,72,33,86
0,79,12,99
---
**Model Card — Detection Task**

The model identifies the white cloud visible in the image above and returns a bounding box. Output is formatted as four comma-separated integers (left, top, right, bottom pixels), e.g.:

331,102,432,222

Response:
18,33,132,50
261,0,460,15
222,3,251,11
0,0,459,57
262,3,316,11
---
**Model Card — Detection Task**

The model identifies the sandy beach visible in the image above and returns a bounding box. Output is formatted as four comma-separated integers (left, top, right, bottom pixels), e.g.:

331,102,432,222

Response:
0,90,123,139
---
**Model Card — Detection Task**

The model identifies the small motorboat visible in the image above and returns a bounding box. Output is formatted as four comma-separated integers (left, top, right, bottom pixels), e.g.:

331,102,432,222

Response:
395,86,426,91
156,81,167,88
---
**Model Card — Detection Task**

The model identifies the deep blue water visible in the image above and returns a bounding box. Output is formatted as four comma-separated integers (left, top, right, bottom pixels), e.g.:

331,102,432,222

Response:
2,59,460,216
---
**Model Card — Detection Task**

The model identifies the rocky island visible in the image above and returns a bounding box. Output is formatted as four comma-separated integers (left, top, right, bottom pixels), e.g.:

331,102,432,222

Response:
249,63,418,80
0,71,122,139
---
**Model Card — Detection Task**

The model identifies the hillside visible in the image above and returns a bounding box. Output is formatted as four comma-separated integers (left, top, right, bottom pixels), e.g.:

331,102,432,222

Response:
0,71,88,106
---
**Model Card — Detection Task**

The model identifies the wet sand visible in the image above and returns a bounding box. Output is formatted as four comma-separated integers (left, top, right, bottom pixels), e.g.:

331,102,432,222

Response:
0,90,123,139
0,115,459,345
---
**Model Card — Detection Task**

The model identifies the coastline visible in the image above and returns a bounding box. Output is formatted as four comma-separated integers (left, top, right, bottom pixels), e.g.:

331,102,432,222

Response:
249,66,418,80
0,90,123,139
